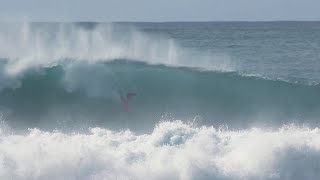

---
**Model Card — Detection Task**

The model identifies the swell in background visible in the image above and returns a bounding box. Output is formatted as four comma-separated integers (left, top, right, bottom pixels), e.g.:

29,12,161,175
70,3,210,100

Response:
0,22,320,180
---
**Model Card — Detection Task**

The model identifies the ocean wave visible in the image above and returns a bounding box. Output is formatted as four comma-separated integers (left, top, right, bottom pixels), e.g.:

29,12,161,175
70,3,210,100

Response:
0,120,319,180
0,23,319,130
0,22,234,77
0,61,319,130
1,22,319,180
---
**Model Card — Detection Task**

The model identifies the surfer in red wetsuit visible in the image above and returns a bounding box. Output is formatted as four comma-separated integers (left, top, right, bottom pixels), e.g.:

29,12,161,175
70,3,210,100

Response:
120,93,136,112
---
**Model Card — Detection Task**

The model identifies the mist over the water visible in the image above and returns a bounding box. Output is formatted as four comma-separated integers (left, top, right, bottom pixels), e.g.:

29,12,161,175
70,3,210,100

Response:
0,23,233,76
0,22,320,179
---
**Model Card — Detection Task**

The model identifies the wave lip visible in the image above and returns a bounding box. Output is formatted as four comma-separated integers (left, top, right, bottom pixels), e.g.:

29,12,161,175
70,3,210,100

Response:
0,23,234,76
0,121,320,180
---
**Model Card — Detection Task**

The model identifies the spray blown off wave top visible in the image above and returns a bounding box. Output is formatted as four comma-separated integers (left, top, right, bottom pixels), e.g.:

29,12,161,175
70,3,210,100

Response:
0,22,320,179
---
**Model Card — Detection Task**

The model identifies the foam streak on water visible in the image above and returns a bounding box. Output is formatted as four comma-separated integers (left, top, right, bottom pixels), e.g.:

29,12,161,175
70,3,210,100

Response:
0,121,319,180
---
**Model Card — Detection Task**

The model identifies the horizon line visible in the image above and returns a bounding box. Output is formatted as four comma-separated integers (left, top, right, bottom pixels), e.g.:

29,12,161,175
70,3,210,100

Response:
0,20,320,23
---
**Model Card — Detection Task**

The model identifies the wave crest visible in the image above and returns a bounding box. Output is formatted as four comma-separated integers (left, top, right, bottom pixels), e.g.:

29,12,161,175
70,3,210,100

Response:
0,23,234,76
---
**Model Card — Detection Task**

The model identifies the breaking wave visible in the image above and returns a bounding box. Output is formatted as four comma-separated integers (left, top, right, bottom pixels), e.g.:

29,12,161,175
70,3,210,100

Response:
0,121,320,180
0,61,319,130
0,22,320,180
0,22,233,77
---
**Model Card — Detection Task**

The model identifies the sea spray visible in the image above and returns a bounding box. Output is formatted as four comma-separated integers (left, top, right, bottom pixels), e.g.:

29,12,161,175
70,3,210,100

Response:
0,121,319,180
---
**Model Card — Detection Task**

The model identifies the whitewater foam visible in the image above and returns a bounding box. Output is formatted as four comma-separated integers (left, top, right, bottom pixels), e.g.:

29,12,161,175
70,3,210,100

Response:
0,121,319,180
0,22,320,180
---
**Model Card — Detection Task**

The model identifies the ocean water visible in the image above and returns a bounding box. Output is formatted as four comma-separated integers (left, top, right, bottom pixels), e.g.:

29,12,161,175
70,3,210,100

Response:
0,22,320,179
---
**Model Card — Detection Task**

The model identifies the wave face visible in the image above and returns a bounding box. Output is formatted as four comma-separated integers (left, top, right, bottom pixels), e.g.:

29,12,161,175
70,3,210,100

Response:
0,61,320,131
0,22,320,179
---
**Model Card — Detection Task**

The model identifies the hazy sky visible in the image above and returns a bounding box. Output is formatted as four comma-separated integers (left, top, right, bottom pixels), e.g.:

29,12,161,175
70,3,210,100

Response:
0,0,319,22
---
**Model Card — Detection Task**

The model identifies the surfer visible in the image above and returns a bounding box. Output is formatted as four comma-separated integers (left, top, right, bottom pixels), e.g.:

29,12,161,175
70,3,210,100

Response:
120,93,136,112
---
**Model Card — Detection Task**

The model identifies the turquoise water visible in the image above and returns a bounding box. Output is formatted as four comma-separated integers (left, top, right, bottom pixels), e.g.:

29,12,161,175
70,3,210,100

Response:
0,22,320,179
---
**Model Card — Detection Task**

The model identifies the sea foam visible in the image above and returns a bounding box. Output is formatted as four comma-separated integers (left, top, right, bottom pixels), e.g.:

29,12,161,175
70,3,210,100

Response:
0,120,319,180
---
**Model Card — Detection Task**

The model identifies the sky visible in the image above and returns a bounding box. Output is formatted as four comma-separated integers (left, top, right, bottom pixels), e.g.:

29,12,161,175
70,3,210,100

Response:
0,0,320,22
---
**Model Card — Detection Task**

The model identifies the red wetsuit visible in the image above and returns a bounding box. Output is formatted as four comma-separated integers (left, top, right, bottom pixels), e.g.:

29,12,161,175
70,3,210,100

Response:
120,95,129,112
120,93,136,112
